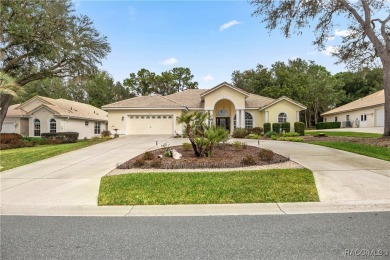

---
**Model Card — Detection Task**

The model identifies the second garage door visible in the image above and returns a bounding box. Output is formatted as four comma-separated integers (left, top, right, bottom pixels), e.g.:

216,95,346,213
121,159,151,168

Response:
375,108,384,127
127,115,174,135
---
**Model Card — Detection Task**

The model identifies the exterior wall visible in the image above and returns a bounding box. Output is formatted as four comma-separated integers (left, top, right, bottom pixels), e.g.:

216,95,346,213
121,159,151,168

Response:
107,109,184,135
246,109,264,128
323,105,384,128
62,118,106,139
29,107,55,136
1,118,20,134
20,118,29,136
265,100,303,131
203,86,246,110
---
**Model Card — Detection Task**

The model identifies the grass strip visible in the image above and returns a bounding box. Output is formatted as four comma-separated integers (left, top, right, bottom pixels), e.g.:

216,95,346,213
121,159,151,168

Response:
305,131,382,138
310,141,390,161
0,140,106,171
98,169,319,205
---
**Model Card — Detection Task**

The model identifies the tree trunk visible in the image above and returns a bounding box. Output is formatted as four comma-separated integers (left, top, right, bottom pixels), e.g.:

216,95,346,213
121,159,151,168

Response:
383,63,390,137
0,94,13,133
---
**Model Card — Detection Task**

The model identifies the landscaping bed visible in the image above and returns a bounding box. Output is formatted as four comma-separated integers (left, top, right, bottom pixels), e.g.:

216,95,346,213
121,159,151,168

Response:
303,135,390,148
118,143,289,170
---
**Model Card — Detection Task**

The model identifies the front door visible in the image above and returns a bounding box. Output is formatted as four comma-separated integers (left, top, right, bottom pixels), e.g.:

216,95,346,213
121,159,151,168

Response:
216,117,230,131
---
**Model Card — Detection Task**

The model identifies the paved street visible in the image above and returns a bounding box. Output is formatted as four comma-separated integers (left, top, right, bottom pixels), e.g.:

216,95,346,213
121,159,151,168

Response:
2,212,389,260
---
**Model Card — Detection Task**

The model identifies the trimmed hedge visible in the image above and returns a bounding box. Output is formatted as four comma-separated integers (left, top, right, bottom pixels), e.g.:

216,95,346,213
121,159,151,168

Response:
272,123,280,134
41,132,79,143
294,122,305,136
0,133,22,144
315,122,341,130
263,123,271,134
281,122,290,133
232,128,249,138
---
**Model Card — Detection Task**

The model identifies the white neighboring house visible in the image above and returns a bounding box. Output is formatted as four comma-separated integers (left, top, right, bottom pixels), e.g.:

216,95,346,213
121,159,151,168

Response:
1,96,108,139
321,90,384,128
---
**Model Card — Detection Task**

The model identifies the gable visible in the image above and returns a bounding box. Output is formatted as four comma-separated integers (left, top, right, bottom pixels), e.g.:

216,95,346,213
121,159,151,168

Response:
18,96,54,112
203,84,247,110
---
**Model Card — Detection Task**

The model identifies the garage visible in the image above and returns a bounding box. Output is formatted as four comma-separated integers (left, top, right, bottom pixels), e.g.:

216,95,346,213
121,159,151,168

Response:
127,115,174,135
375,108,384,127
1,122,16,133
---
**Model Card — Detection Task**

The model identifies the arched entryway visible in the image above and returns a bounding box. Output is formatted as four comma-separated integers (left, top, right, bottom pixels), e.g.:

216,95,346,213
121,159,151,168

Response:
213,99,235,132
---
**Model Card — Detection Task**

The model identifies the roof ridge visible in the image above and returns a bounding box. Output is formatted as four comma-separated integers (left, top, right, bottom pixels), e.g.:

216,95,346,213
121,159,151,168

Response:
159,94,187,108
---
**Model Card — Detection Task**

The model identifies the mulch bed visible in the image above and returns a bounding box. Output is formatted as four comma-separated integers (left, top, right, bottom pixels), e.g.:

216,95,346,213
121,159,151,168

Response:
303,136,390,147
118,144,289,170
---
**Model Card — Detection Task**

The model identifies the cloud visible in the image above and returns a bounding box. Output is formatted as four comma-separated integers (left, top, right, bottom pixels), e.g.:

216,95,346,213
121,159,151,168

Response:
335,29,353,37
219,20,241,32
202,75,215,82
321,46,339,56
326,36,336,41
162,57,178,65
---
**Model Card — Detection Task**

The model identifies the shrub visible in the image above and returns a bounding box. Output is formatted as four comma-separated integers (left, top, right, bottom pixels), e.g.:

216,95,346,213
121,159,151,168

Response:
282,132,300,137
133,158,145,167
315,122,341,130
182,142,192,151
263,123,271,134
294,122,305,136
232,141,246,150
265,131,278,138
272,123,281,133
232,128,249,138
279,137,304,142
271,135,277,140
248,127,263,135
0,133,22,144
23,137,47,145
101,130,111,138
280,122,290,133
91,136,101,141
143,151,155,160
245,133,259,139
258,149,274,161
241,155,257,166
41,132,79,143
163,150,172,157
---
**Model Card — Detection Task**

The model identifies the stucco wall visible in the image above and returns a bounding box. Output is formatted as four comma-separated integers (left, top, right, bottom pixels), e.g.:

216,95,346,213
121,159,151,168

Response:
20,118,29,136
62,118,106,139
323,105,384,128
29,107,55,136
204,87,246,110
246,109,264,128
264,100,303,131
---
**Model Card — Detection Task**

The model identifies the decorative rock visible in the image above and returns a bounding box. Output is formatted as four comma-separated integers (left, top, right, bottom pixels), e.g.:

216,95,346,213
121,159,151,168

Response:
171,149,182,159
158,155,163,158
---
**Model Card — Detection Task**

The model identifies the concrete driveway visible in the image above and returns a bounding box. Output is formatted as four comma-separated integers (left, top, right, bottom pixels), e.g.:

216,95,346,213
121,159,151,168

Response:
0,135,172,206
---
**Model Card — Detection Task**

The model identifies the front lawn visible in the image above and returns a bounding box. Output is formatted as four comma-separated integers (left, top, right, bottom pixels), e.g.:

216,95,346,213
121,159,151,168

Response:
0,139,106,171
309,141,390,161
305,131,382,138
98,169,319,205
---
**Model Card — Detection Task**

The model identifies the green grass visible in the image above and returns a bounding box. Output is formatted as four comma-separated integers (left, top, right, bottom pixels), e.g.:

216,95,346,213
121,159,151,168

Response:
0,140,106,171
98,169,319,205
310,141,390,161
305,131,382,138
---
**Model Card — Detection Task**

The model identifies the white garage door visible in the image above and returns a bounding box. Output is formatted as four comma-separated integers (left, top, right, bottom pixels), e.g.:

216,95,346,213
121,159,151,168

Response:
375,108,384,127
127,115,174,135
1,122,16,133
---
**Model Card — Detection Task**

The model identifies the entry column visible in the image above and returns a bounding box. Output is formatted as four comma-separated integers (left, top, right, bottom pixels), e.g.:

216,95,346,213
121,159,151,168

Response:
240,110,245,129
235,110,240,128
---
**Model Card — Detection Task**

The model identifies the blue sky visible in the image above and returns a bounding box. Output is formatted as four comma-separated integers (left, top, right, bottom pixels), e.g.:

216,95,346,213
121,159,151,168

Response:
74,0,349,89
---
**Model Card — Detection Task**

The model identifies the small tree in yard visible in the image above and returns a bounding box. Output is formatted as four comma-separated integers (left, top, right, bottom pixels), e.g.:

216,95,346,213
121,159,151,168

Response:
178,111,229,157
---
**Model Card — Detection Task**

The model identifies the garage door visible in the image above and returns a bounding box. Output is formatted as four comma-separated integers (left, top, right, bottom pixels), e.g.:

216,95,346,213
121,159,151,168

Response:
127,115,174,135
375,108,384,127
1,122,16,133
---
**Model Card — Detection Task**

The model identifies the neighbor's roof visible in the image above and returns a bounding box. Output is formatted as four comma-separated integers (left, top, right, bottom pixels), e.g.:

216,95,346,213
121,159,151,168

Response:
8,96,108,121
321,89,384,116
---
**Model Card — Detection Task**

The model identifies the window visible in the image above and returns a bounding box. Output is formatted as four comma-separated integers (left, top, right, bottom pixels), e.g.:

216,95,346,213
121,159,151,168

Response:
34,119,41,136
361,114,367,121
335,117,338,122
94,122,101,134
234,115,237,128
49,119,56,133
245,112,253,128
346,115,350,121
85,121,89,126
278,113,287,123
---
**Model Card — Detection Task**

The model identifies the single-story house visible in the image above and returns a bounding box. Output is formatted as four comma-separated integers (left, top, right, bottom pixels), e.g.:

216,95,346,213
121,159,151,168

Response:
2,96,108,139
321,89,384,128
102,82,306,135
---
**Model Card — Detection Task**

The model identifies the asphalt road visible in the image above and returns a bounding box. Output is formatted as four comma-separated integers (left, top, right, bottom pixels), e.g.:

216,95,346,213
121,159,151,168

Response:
1,212,389,260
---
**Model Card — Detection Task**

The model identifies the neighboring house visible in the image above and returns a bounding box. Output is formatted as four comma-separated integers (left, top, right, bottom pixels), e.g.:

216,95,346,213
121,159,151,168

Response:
2,96,108,139
102,82,306,135
321,89,384,128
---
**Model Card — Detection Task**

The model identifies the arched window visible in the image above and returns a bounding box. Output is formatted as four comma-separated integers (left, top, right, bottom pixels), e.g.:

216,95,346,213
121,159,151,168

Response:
34,119,41,136
50,119,56,133
278,112,287,123
245,112,253,129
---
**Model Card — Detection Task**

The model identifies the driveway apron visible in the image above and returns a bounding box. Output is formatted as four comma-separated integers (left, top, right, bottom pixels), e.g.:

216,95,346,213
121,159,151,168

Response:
0,135,172,206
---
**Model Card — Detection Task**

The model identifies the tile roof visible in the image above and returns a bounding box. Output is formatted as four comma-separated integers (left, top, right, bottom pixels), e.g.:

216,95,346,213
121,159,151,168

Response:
166,89,207,108
321,89,384,116
8,96,108,121
102,95,186,109
246,94,275,108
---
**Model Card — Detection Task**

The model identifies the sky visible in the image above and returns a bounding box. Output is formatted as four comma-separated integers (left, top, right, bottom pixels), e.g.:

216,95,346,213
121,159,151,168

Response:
74,0,350,89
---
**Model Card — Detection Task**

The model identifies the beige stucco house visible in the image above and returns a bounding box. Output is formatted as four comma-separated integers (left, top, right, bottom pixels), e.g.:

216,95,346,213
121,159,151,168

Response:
321,89,384,128
102,82,306,135
2,96,108,139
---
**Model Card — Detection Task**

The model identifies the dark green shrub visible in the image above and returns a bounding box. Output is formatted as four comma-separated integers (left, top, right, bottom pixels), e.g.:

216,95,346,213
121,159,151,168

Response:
315,122,341,130
241,155,257,166
281,122,290,133
272,123,281,133
101,130,111,137
265,131,277,138
294,122,305,136
41,132,79,143
258,149,274,161
23,137,47,145
232,128,249,138
248,127,263,135
143,151,155,160
263,123,271,134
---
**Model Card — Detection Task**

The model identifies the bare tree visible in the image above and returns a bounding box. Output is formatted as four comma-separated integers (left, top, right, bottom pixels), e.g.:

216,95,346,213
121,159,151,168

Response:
250,0,390,136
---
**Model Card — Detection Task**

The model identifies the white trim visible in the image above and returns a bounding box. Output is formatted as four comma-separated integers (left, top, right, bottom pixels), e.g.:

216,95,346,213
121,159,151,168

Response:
200,82,250,98
260,97,306,111
245,111,254,128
